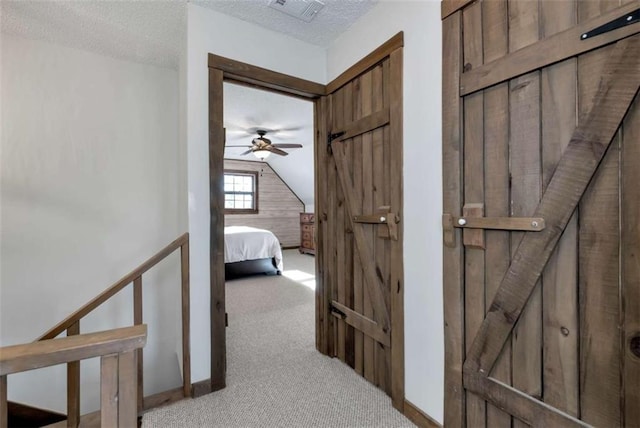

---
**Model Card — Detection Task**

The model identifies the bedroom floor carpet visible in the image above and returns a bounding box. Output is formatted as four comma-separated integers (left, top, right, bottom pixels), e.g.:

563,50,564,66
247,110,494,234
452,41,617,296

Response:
142,250,414,428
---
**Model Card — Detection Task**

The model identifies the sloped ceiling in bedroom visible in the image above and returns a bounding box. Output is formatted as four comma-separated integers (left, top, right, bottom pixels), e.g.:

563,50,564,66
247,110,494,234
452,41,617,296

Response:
223,83,315,209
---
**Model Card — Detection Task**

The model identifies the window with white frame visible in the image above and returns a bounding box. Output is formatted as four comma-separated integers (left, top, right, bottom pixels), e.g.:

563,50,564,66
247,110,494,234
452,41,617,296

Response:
224,170,258,214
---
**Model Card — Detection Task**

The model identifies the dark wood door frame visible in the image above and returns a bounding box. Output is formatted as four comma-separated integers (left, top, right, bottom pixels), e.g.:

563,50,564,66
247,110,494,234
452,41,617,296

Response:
206,35,406,415
207,54,325,392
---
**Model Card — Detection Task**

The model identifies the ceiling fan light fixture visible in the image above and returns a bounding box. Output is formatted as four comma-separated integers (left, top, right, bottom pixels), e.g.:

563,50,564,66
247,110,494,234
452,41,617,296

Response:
253,150,271,160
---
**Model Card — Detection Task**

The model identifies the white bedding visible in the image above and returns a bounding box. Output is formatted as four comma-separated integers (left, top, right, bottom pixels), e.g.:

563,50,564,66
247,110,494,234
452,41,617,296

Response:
224,226,283,271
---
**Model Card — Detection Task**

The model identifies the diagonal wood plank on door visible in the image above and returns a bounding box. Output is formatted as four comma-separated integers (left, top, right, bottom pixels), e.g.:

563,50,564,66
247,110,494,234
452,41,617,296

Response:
332,143,391,331
463,34,640,379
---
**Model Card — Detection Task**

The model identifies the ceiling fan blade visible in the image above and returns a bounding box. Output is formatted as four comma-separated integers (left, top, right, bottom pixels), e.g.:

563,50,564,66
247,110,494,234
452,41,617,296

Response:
271,144,303,149
225,145,253,148
273,126,304,133
240,149,253,156
268,147,289,156
247,126,304,135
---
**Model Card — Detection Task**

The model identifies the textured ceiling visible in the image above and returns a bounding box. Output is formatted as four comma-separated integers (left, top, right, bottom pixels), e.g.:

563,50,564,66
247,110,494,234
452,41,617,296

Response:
1,0,186,69
1,0,377,70
223,82,315,206
193,0,378,47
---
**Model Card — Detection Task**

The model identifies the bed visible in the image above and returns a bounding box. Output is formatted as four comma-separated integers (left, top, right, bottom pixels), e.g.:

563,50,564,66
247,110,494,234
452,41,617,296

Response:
224,226,283,280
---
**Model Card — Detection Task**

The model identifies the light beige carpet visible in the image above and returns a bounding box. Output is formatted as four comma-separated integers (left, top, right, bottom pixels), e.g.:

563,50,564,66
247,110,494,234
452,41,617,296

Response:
143,250,414,428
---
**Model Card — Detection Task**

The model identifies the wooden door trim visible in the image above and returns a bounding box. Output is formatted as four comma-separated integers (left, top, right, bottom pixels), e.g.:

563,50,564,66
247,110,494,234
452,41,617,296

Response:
208,67,226,392
208,59,324,394
441,0,477,20
210,34,405,414
460,2,640,96
326,32,404,94
208,54,326,99
442,10,465,428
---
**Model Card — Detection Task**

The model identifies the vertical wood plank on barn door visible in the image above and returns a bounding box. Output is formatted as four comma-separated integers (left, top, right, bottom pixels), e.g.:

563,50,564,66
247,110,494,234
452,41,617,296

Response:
316,96,334,357
540,0,579,418
361,68,381,389
352,74,365,377
343,82,355,369
373,62,389,394
622,96,640,428
389,47,404,410
442,10,465,428
360,71,377,383
462,3,486,427
333,86,346,362
508,2,543,423
481,1,511,426
577,1,622,425
327,94,338,359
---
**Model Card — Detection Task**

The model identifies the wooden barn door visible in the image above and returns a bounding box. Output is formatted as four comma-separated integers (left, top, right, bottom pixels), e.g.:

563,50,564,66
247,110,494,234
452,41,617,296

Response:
442,0,639,427
315,33,404,409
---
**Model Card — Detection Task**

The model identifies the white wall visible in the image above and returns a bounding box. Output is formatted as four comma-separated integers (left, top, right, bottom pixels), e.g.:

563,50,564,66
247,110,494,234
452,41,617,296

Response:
327,2,444,423
186,3,326,383
0,35,183,413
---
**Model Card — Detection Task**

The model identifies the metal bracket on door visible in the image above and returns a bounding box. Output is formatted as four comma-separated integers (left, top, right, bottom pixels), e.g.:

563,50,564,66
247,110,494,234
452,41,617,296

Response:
327,131,345,154
353,205,399,240
329,303,347,320
580,8,639,40
443,203,545,249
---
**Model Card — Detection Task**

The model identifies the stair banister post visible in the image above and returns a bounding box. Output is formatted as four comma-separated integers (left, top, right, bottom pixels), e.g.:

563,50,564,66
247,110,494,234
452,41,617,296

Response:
67,321,80,428
0,375,7,428
133,276,143,412
180,240,191,398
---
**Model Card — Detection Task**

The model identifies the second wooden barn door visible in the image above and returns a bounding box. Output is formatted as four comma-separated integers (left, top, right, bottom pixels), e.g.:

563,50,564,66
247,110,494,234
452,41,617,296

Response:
315,33,404,409
443,0,639,427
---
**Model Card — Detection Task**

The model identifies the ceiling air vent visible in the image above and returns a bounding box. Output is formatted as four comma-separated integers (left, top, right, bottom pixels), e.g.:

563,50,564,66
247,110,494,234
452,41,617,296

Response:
268,0,325,23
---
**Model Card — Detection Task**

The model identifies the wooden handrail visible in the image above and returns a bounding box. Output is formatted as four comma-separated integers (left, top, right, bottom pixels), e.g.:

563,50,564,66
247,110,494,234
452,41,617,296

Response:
26,233,190,427
1,325,147,376
1,326,146,428
37,233,188,341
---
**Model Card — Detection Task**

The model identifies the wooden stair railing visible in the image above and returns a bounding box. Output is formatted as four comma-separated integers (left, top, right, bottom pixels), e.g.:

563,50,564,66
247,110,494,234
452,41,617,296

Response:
31,233,190,426
0,325,147,428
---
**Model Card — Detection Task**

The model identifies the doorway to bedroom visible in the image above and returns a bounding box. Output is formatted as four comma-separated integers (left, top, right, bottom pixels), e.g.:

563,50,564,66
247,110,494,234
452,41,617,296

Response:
222,81,315,256
220,81,317,390
209,33,405,408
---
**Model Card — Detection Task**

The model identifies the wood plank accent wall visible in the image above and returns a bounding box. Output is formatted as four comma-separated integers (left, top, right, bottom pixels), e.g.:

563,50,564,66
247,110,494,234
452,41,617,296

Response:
224,159,305,248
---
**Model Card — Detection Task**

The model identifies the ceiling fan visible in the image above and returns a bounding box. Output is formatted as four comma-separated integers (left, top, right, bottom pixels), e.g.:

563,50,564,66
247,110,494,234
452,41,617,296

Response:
225,129,303,160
